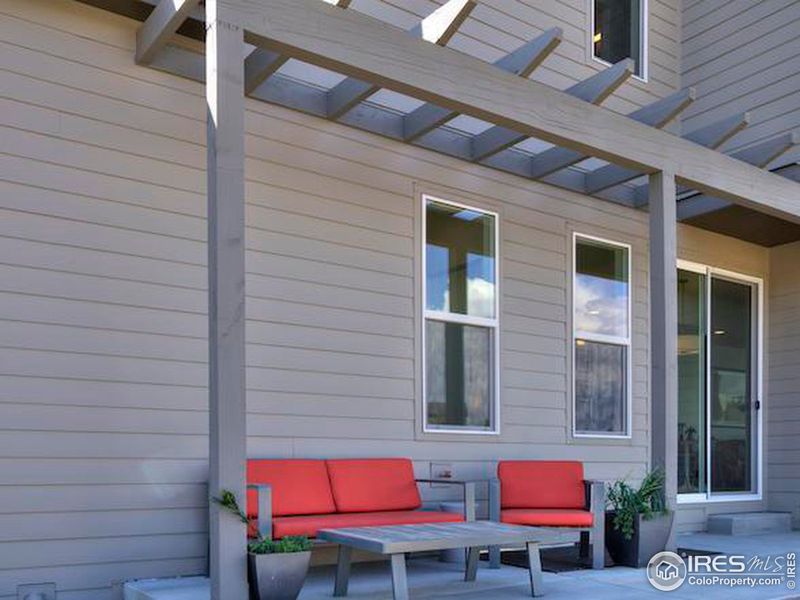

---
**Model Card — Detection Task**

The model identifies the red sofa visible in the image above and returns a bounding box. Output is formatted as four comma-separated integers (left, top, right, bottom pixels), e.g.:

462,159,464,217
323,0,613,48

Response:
246,458,475,540
488,460,605,569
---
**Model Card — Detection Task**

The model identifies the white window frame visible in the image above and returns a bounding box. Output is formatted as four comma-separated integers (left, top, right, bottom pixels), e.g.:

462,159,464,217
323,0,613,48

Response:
572,232,633,439
676,259,764,505
589,0,649,82
421,194,500,435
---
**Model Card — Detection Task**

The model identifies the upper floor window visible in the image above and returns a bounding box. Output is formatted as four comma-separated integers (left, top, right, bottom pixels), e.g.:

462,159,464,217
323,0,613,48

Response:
592,0,646,79
573,234,631,437
423,196,498,433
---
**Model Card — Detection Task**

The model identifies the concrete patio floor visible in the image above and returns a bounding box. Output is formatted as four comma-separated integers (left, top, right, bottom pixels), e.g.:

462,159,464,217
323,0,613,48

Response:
298,531,800,600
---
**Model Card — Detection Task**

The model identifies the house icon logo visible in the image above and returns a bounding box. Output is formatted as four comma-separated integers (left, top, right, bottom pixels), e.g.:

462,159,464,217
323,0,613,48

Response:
647,551,687,591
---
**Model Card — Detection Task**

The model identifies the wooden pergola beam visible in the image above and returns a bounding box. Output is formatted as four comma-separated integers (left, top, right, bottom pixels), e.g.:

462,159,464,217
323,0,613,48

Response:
677,133,799,220
403,27,562,143
326,0,476,120
530,86,696,179
244,0,352,95
585,111,750,195
471,59,633,162
136,0,201,65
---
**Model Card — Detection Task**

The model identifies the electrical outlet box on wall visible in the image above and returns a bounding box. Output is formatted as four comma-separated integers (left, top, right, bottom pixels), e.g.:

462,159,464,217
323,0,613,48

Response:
430,462,454,487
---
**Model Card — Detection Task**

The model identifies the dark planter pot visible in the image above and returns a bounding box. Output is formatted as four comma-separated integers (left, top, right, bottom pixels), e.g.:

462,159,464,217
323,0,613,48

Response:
248,551,311,600
605,511,675,568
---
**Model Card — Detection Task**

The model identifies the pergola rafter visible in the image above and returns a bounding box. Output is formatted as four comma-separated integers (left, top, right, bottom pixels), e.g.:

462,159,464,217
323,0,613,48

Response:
124,0,800,224
585,111,751,195
403,26,563,143
676,133,799,220
135,0,201,65
529,86,696,180
470,58,634,162
325,0,476,120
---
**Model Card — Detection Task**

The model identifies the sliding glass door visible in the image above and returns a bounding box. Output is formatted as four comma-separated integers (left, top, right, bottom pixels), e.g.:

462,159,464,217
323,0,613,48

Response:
677,263,761,501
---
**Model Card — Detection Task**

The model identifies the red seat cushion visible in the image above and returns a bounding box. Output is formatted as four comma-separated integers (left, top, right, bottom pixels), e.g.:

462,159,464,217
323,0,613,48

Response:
247,459,335,518
498,461,586,509
501,508,593,528
271,510,463,539
326,458,421,513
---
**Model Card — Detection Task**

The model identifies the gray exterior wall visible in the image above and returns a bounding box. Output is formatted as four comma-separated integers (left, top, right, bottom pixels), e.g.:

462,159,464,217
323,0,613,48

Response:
681,0,800,164
768,241,800,528
0,0,791,598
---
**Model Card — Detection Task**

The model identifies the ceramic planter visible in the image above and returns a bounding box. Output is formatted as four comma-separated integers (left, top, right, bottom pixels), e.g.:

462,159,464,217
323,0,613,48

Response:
605,511,675,568
248,550,311,600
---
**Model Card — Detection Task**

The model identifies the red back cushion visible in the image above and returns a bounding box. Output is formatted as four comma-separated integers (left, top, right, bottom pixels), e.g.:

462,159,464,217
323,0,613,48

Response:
247,459,336,518
326,458,422,513
498,461,586,509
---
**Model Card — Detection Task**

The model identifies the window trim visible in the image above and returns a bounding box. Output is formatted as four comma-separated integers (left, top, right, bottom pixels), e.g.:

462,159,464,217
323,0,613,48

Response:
421,193,500,435
589,0,649,82
571,232,633,439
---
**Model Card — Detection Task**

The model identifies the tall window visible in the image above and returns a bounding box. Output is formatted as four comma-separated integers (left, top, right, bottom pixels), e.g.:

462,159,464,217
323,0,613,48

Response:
424,197,498,433
592,0,646,78
573,234,631,436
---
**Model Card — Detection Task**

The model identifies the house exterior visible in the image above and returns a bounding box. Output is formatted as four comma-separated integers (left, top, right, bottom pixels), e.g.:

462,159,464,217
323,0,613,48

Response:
0,0,798,598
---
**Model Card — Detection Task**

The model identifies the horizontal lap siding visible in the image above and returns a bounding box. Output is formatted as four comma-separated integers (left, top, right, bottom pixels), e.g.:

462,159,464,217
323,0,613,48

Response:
0,0,676,597
768,242,800,527
681,0,800,164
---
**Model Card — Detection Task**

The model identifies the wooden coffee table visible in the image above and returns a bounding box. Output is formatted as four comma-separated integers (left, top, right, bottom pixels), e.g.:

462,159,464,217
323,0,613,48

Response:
317,521,544,600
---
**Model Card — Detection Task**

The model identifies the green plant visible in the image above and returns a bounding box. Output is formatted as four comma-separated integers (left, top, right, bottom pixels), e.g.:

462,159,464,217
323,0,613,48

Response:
248,536,313,555
212,489,312,554
606,468,667,540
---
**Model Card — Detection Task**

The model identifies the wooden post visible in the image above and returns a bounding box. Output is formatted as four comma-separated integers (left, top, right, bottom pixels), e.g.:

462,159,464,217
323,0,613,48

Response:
649,171,678,552
206,0,248,597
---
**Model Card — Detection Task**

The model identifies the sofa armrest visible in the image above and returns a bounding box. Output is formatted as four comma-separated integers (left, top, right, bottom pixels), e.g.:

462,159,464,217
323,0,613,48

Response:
487,478,501,522
415,479,476,521
247,483,273,540
584,480,605,520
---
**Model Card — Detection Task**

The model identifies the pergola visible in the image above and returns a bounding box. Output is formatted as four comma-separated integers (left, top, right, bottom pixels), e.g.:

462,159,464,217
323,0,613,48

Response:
81,0,800,596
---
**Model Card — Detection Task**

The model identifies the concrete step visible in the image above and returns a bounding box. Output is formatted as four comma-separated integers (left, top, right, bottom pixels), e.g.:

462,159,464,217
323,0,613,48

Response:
707,512,792,536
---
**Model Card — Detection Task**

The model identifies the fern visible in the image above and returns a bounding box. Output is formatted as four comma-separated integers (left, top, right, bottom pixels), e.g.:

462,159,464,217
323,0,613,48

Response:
606,468,667,540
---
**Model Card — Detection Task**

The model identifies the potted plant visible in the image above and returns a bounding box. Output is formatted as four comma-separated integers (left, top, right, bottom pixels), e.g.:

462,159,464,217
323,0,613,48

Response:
605,469,674,568
214,490,313,600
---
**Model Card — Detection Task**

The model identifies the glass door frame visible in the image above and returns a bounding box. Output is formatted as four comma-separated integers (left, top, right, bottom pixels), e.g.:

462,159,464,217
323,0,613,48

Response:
676,260,764,504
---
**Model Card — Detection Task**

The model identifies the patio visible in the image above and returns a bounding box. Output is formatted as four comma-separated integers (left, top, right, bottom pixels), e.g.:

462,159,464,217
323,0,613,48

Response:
294,531,800,600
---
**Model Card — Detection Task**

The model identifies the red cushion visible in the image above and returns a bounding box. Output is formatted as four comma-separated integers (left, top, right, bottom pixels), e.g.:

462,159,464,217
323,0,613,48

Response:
501,508,593,528
326,458,421,513
247,459,335,518
271,510,463,539
498,461,586,509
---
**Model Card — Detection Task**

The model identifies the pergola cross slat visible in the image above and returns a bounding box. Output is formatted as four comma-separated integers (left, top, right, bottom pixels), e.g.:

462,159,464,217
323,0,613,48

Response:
244,0,350,94
585,111,751,195
470,58,633,162
677,133,799,220
403,27,563,143
529,87,696,180
135,0,201,65
325,0,476,120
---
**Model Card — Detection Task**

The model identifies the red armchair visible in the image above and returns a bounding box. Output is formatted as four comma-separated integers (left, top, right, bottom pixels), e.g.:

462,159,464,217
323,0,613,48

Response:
488,460,605,569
